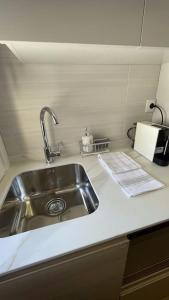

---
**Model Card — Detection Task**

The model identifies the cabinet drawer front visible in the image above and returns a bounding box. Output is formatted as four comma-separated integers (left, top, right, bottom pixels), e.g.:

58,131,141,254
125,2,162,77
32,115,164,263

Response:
0,238,128,300
121,268,169,300
125,223,169,282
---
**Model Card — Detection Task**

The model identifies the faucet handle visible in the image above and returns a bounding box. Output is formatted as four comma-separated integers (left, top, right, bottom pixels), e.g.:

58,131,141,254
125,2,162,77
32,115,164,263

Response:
50,142,64,157
58,141,64,154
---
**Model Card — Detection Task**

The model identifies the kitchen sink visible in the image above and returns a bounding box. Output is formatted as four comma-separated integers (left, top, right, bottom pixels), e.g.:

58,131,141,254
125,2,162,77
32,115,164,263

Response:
0,164,99,237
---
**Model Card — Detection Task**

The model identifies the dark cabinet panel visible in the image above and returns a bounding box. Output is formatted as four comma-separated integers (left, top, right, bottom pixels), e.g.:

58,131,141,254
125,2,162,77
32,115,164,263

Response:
124,222,169,283
141,0,169,47
121,267,169,300
0,0,144,45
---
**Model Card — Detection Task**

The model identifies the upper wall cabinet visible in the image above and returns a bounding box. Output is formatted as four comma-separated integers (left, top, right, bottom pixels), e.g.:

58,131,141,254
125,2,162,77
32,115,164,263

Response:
0,0,144,45
141,0,169,47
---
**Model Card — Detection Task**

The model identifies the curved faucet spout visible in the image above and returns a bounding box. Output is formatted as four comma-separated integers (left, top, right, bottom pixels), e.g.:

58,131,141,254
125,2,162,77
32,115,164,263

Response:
40,107,60,163
40,106,58,126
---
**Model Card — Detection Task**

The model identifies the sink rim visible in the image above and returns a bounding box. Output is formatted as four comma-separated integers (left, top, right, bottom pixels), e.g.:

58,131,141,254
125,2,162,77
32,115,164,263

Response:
0,162,99,238
0,162,87,208
11,162,86,180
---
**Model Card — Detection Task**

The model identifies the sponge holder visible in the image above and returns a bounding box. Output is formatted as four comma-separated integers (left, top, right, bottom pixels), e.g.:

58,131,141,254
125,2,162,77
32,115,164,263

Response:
80,139,112,157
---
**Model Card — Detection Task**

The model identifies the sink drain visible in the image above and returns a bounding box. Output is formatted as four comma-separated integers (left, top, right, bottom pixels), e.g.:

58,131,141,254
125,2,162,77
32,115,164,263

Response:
46,198,66,216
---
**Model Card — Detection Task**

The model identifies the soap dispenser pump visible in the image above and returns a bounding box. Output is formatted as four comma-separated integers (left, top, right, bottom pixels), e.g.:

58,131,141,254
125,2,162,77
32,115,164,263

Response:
82,128,93,153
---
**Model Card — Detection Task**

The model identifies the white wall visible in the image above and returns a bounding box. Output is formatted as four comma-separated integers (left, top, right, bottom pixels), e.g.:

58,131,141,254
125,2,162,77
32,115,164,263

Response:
0,44,160,161
154,63,169,124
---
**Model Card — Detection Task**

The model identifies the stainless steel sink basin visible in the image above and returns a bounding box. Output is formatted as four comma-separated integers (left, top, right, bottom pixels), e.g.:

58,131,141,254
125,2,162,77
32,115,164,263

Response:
0,164,99,237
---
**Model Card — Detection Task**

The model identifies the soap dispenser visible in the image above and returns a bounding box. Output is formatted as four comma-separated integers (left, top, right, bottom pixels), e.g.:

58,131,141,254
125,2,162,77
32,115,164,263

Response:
82,128,93,153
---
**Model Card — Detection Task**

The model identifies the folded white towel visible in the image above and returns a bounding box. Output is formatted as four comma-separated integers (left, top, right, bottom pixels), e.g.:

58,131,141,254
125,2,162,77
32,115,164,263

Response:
0,135,9,181
98,152,140,174
98,152,164,197
112,168,164,197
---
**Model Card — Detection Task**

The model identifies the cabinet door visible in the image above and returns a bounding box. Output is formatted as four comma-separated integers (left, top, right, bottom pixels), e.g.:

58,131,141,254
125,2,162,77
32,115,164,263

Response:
0,238,128,300
121,267,169,300
0,0,144,45
141,0,169,47
124,223,169,284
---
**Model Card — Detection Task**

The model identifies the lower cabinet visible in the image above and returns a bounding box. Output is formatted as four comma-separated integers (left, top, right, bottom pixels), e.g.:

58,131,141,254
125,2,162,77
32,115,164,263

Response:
121,267,169,300
0,237,128,300
121,221,169,300
124,222,169,284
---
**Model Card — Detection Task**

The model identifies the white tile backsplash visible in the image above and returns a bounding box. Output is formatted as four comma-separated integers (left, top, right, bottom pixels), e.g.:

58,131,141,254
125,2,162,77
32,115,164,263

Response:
0,46,161,161
153,62,169,124
126,65,160,104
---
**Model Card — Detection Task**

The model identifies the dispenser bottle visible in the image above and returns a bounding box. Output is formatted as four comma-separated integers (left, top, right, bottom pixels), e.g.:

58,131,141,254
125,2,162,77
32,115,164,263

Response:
82,128,93,153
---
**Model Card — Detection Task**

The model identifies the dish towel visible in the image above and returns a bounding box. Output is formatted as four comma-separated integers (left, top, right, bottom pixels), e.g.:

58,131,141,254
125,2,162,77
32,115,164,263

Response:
0,135,9,182
98,152,164,197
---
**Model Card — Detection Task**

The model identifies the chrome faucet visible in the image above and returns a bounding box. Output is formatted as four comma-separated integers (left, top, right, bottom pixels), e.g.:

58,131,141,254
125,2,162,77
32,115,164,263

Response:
40,106,61,164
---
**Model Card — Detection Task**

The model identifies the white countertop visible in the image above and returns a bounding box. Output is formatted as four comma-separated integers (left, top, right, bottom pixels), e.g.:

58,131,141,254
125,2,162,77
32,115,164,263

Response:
1,148,169,277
